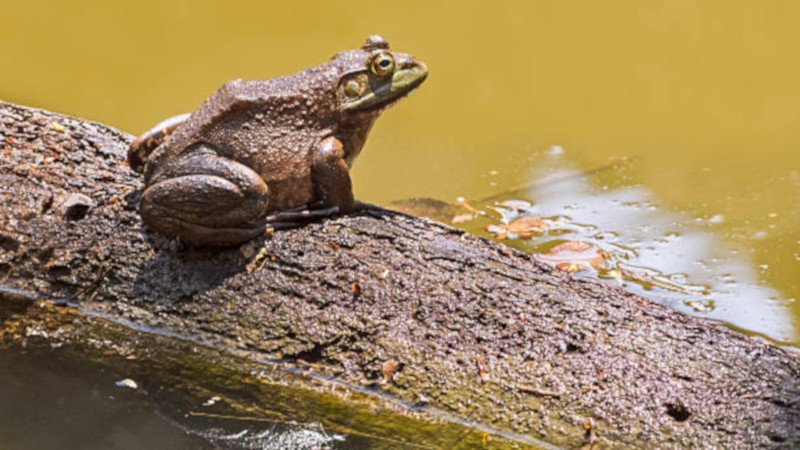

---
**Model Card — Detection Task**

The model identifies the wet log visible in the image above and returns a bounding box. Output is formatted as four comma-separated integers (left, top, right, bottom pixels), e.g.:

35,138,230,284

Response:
1,101,798,449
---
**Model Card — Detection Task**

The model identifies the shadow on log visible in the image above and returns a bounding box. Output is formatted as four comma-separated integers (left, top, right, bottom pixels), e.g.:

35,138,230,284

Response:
1,101,799,448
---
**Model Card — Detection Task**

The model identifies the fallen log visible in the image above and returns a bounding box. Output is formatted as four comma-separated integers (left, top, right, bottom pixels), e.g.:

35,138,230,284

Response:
1,101,798,448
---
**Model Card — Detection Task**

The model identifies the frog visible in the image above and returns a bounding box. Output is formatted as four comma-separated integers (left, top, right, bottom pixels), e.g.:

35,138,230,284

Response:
128,35,427,246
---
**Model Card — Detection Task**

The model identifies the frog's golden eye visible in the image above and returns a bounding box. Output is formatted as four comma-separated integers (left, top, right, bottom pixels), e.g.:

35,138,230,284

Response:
370,52,395,78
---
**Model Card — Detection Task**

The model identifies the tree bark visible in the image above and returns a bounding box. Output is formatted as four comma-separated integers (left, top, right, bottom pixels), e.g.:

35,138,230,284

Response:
1,101,798,448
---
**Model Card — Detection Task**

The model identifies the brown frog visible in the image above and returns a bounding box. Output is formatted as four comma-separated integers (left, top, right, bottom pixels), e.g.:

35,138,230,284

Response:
128,35,427,246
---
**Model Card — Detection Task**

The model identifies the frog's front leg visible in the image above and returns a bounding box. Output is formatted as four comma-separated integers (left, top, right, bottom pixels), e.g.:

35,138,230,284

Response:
311,136,355,213
139,145,270,246
257,137,352,227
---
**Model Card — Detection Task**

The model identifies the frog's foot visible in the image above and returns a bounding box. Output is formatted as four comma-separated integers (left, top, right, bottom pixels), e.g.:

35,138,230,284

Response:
128,113,191,173
264,205,339,223
139,146,270,246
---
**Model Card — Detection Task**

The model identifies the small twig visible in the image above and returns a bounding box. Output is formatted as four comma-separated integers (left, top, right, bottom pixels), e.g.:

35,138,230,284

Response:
186,411,283,422
0,285,39,303
517,384,562,398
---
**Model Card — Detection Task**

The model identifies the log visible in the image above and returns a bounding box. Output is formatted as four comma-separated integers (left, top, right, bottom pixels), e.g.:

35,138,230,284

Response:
1,101,798,448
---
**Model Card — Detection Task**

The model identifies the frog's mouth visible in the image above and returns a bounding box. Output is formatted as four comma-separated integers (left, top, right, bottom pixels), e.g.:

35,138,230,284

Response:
344,61,428,112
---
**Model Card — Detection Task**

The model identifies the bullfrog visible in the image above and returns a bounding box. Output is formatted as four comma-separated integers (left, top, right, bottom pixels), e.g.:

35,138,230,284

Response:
128,35,427,246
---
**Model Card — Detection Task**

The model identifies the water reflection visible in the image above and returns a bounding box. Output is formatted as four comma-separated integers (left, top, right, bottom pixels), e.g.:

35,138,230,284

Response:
534,150,796,342
454,149,796,344
166,418,348,450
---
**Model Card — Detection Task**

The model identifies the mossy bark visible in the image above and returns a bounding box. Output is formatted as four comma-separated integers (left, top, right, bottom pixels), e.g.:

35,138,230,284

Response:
1,101,798,448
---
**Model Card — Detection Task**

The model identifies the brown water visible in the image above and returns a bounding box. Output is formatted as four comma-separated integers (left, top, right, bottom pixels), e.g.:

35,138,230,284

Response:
1,1,799,446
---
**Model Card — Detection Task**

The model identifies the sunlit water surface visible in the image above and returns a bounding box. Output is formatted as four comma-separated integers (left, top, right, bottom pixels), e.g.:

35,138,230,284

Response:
1,0,799,448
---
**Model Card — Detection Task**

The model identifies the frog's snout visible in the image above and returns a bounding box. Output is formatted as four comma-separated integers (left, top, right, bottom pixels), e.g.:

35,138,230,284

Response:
404,59,428,81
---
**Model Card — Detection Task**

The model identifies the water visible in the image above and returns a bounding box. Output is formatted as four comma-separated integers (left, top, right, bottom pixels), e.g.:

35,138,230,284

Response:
0,349,215,450
0,319,509,450
1,0,799,447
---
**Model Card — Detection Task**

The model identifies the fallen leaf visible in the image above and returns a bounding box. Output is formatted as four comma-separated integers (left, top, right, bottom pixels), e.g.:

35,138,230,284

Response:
351,282,361,297
486,216,548,240
451,213,474,224
486,224,509,240
381,359,400,383
556,262,580,274
539,241,608,272
683,298,715,313
601,269,624,282
476,355,490,383
507,216,548,235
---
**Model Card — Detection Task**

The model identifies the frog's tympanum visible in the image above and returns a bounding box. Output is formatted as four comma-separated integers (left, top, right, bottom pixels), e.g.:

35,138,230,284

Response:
128,35,427,246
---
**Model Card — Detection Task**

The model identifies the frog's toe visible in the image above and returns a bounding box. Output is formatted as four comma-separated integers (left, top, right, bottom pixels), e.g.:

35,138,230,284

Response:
264,205,339,223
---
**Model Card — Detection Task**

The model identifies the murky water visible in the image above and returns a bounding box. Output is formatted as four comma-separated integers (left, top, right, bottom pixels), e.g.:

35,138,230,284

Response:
1,0,799,447
0,318,513,450
0,347,439,449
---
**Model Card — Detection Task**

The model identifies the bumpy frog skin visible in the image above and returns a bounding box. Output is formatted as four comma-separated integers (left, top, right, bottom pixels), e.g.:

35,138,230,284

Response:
128,35,427,246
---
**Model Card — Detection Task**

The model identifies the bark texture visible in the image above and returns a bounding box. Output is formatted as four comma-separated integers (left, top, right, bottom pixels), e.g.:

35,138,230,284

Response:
1,101,798,448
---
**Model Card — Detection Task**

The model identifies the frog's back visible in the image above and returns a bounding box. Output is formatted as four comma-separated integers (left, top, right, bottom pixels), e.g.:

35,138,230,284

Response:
145,68,340,192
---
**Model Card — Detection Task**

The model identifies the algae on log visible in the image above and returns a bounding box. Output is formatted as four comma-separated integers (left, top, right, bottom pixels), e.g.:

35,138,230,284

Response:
0,301,511,449
0,101,798,448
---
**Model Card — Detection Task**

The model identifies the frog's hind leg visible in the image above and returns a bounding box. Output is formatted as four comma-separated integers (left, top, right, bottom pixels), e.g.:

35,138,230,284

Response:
139,145,271,246
128,113,191,173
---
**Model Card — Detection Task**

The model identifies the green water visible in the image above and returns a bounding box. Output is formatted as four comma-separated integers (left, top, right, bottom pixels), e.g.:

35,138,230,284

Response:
1,1,799,447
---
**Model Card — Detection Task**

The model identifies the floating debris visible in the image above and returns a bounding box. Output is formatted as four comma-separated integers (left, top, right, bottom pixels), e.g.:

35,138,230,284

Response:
683,298,716,313
486,216,548,240
451,213,474,224
115,378,138,389
539,241,608,272
203,396,222,406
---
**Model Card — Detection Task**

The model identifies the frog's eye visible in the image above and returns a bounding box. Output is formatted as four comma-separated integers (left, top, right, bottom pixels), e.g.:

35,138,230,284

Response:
370,52,395,78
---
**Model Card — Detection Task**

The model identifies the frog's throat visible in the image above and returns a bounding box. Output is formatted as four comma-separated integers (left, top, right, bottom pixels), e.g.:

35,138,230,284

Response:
343,62,428,112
